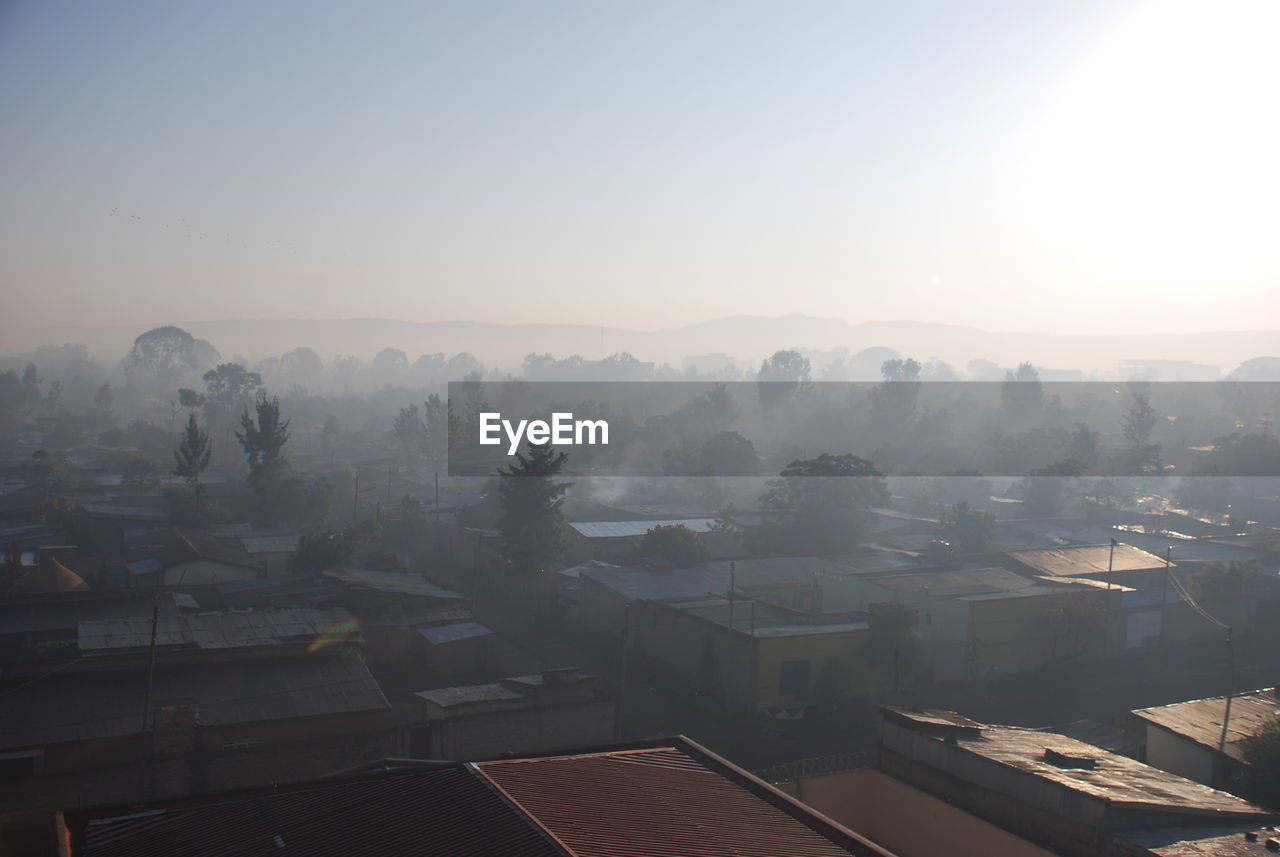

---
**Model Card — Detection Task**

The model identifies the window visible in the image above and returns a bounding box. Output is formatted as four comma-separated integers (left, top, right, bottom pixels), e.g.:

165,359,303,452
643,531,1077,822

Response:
778,660,811,698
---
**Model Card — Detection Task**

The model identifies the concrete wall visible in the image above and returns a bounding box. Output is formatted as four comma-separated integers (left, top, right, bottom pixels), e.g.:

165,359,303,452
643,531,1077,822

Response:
1143,724,1215,786
426,700,615,761
779,768,1058,857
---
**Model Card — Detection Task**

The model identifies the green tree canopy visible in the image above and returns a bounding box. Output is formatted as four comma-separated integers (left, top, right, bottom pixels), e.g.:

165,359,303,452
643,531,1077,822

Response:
236,394,291,488
172,413,212,486
760,453,888,555
497,444,572,603
638,524,709,567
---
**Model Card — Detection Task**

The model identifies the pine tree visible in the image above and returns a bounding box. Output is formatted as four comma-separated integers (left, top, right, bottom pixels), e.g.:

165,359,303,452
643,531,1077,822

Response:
496,444,571,606
236,394,290,488
172,413,212,487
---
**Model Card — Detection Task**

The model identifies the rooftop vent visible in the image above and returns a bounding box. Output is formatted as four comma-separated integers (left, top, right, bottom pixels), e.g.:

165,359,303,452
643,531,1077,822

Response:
543,667,582,685
1043,748,1097,770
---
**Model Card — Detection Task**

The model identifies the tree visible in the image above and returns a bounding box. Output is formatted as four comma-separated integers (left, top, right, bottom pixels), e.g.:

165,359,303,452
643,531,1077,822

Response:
1067,422,1099,470
868,358,922,432
121,454,162,488
760,453,889,555
124,326,212,392
700,431,758,476
938,501,999,553
393,404,425,462
236,394,291,488
423,393,452,465
292,529,356,575
638,524,709,566
203,363,263,411
1001,362,1044,423
757,350,811,410
1238,716,1280,809
1121,393,1161,474
172,413,212,486
93,381,117,431
496,444,572,605
280,346,324,385
162,485,230,527
178,387,206,411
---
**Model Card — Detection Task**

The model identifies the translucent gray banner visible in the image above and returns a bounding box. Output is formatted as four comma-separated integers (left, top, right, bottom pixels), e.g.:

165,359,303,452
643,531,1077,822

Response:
447,381,1280,477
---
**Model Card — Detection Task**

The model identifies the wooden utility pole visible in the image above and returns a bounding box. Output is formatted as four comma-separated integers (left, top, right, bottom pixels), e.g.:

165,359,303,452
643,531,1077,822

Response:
138,593,161,798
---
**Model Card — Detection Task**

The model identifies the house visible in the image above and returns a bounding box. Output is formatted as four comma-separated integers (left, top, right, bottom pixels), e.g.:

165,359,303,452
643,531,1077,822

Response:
996,543,1186,648
578,556,866,637
125,527,265,587
565,517,743,564
822,565,1125,681
0,588,177,677
71,503,170,555
238,533,303,577
410,667,613,760
1133,688,1280,791
626,595,872,714
0,648,394,838
861,706,1277,857
55,736,897,857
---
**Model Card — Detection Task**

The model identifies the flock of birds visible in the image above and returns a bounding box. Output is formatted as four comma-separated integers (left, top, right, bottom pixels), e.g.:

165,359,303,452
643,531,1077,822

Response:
107,206,298,254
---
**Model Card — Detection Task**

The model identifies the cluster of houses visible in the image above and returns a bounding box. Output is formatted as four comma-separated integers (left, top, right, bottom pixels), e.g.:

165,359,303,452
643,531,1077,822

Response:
2,445,1279,855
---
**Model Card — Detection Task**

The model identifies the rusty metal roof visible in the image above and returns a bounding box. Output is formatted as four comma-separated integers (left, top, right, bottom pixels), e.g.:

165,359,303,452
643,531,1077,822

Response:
63,738,896,857
477,743,892,856
1134,689,1280,762
70,765,564,857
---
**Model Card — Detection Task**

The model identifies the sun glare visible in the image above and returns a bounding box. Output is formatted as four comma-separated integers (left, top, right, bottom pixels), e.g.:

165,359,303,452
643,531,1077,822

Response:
1013,0,1280,285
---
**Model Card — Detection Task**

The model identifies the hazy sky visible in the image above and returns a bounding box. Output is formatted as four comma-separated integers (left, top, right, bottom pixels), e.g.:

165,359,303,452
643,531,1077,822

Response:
2,1,1277,335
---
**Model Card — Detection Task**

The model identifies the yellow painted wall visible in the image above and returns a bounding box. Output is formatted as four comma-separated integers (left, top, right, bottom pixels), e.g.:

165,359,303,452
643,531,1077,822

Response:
755,627,870,705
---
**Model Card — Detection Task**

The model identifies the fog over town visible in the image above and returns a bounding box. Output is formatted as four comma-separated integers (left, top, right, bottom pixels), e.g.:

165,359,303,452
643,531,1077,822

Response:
2,2,1279,856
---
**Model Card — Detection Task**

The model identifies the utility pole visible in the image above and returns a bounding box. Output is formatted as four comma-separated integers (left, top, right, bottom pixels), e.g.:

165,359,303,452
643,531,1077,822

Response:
1160,546,1172,645
1219,627,1236,752
352,471,359,521
616,602,631,741
138,593,161,798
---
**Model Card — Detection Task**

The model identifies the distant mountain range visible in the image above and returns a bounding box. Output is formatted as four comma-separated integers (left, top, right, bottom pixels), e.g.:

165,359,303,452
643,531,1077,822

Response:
2,314,1276,376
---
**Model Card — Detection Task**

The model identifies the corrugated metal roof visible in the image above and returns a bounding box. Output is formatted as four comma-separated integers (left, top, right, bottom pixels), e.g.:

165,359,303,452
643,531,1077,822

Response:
583,556,861,602
1046,720,1145,755
866,566,1035,597
1134,689,1280,761
240,534,303,554
417,621,493,645
65,739,895,857
72,766,564,857
928,721,1267,816
81,504,170,522
1003,543,1166,577
323,567,465,599
0,653,388,751
0,590,176,636
415,683,526,708
478,745,884,856
78,608,357,652
570,519,722,539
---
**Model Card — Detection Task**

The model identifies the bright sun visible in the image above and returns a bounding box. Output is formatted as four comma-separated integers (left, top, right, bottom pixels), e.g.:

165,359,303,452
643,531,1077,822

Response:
1013,0,1280,287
